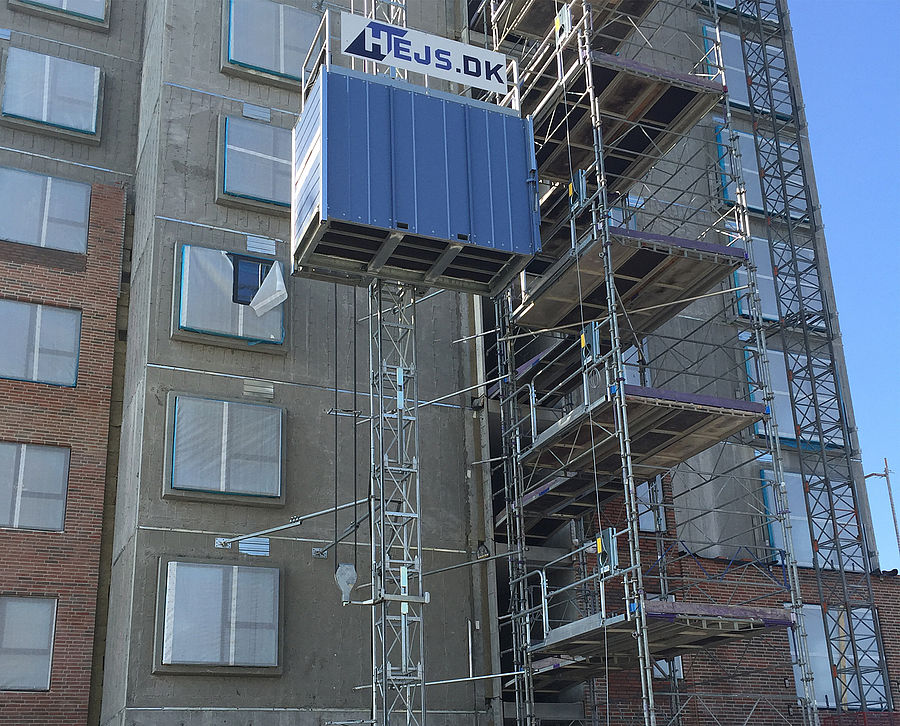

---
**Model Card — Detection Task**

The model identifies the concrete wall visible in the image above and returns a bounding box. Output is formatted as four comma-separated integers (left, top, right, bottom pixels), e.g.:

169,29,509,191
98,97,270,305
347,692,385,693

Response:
101,1,497,724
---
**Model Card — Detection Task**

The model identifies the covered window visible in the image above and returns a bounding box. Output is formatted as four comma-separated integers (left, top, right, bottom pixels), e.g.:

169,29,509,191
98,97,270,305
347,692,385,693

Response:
178,245,285,344
0,597,56,690
172,396,282,497
762,469,859,572
637,476,663,532
227,0,319,81
790,604,888,710
223,117,291,207
734,236,824,326
162,562,279,667
0,167,91,253
718,128,806,219
0,300,81,386
17,0,106,21
2,48,100,134
703,27,790,113
0,442,68,531
750,348,844,448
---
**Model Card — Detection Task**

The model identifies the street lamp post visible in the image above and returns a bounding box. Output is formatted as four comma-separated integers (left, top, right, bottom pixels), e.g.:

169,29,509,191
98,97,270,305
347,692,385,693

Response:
865,458,900,565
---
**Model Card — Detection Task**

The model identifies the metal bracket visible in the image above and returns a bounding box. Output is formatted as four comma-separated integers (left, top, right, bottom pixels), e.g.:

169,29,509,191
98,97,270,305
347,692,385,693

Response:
312,547,328,559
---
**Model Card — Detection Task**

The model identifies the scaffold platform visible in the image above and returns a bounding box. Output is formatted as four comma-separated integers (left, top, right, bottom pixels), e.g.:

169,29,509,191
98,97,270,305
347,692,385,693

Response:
520,385,766,482
514,227,746,333
529,600,793,688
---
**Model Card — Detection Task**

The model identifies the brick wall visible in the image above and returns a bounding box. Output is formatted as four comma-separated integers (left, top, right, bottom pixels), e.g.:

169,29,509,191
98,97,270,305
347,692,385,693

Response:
0,184,125,726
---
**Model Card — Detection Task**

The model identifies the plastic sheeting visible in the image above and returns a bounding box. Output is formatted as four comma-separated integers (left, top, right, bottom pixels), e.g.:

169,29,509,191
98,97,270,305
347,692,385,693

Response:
0,167,91,253
228,0,319,80
2,48,100,133
223,117,291,206
172,396,282,497
0,442,69,531
0,300,81,386
249,261,287,317
178,245,284,343
0,597,56,690
163,562,279,666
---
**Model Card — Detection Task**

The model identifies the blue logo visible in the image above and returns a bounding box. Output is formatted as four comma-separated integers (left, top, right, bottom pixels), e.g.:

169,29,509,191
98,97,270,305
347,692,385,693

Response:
344,20,409,62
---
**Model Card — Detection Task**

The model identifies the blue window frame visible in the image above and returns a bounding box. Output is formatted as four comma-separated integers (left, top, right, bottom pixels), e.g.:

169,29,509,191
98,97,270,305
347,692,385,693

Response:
18,0,106,21
2,48,100,135
227,0,319,81
0,300,81,386
223,117,291,207
172,396,282,498
178,245,285,344
0,166,91,253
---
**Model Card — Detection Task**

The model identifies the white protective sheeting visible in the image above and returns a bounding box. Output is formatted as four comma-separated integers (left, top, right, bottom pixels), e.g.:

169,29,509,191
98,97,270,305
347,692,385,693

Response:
0,300,81,386
0,597,56,690
0,167,91,253
223,117,291,206
2,48,100,133
172,396,282,497
249,261,287,316
178,245,283,342
162,562,279,666
228,0,320,80
0,442,69,531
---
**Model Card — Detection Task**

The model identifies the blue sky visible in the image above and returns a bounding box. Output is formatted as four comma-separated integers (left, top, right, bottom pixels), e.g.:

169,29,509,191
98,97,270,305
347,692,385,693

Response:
789,0,900,568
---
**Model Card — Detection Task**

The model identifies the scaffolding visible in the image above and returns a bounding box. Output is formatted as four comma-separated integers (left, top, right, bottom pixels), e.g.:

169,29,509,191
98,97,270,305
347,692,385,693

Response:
473,0,821,723
732,0,892,713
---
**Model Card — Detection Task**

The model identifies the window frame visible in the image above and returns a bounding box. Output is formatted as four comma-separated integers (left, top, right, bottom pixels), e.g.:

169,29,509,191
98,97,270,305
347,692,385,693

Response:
0,47,103,142
174,243,286,347
8,0,110,29
153,557,283,676
0,166,92,254
0,299,82,387
163,391,286,507
0,596,57,692
220,0,320,87
217,116,292,214
0,441,70,532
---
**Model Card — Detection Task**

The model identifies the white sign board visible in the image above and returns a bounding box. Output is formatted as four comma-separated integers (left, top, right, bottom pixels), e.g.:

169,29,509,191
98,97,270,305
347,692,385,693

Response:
340,12,508,95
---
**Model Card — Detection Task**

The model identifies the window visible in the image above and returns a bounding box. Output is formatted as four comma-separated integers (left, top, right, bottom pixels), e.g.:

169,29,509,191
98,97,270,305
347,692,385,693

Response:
647,594,683,680
703,27,790,113
762,469,859,572
0,597,56,690
750,348,844,448
0,442,68,531
718,128,807,219
17,0,106,21
227,0,319,81
231,254,272,305
0,300,81,386
172,396,282,497
223,117,291,207
790,604,888,710
178,245,284,344
733,237,823,325
637,476,663,532
2,48,100,134
0,167,91,253
162,562,279,667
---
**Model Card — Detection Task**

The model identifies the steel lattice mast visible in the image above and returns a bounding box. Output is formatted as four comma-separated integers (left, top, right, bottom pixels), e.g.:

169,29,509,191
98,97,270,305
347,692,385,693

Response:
734,0,892,711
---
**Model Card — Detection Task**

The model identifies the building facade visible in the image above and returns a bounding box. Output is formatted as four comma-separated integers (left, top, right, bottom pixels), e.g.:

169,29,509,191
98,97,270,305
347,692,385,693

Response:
0,1,894,726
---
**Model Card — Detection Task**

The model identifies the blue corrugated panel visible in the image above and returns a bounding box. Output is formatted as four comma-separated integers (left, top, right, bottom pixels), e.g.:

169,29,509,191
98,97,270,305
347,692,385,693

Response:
292,66,540,296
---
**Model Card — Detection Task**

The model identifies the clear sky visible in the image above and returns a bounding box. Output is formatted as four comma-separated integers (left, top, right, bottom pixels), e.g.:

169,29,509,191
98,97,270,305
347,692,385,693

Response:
788,0,900,568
